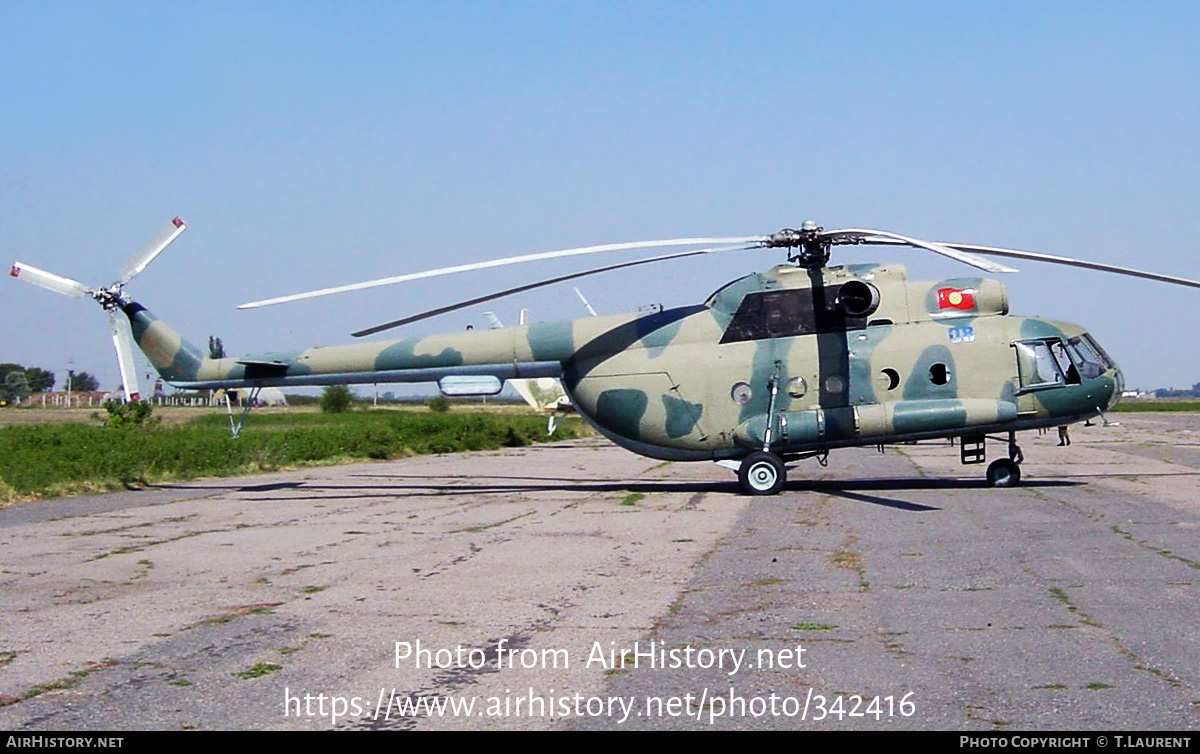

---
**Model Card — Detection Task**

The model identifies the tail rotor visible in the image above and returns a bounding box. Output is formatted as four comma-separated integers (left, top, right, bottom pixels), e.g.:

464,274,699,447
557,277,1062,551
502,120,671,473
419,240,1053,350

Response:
10,217,188,401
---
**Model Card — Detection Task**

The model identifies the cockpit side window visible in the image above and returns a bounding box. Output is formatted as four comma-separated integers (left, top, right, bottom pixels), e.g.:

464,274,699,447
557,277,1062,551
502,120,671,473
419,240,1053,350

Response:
1014,339,1067,388
1050,340,1081,385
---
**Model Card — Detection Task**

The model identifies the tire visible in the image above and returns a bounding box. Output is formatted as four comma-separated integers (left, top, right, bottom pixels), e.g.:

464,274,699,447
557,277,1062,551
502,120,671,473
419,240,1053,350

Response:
738,451,787,495
986,458,1021,488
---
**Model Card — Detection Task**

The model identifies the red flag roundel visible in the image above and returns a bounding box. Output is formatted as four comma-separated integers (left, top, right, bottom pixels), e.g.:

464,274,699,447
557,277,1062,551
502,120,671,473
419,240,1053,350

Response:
937,287,976,310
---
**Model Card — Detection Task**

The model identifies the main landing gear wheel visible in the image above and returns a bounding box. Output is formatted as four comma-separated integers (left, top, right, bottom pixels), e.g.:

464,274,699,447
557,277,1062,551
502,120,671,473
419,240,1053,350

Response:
739,451,786,495
986,458,1021,488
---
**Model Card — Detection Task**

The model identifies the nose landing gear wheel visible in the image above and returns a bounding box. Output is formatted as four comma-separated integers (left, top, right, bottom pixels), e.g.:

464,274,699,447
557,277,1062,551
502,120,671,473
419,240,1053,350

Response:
986,458,1021,487
738,451,787,495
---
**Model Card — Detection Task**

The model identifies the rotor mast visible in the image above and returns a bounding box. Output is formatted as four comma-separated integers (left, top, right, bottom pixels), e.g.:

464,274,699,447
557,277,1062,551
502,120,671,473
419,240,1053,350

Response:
763,220,832,269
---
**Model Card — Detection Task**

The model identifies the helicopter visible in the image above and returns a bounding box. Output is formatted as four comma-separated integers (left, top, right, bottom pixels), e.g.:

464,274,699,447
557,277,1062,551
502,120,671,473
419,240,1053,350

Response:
11,218,1200,495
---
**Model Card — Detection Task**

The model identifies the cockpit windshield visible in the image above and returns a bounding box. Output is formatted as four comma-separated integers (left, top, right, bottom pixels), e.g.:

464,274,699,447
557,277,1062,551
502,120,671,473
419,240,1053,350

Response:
1065,336,1107,380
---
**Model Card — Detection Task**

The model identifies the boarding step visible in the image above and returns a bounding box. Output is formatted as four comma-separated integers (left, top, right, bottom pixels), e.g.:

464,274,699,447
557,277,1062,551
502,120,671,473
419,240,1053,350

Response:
960,433,986,465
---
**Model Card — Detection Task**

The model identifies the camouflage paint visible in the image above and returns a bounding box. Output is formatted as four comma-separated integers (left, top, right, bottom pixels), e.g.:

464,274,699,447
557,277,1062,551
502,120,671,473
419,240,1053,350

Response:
123,303,204,382
901,344,957,401
375,339,465,371
528,321,575,363
662,393,703,439
130,260,1125,464
595,389,648,442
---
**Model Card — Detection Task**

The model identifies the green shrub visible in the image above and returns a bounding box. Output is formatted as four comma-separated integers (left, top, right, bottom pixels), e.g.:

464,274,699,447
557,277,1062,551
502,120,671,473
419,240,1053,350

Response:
320,385,353,413
428,395,451,413
100,400,156,429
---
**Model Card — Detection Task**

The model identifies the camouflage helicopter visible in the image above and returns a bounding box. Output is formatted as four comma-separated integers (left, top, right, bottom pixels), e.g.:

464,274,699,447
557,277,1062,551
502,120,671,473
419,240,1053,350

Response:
12,219,1200,495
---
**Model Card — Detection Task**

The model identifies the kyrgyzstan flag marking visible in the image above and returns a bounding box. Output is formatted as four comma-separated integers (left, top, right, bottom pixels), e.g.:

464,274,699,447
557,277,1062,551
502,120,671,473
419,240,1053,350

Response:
937,287,976,310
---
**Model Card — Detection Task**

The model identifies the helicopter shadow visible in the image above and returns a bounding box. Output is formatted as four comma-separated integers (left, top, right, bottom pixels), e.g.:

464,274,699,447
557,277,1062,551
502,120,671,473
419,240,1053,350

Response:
787,477,1078,512
155,473,1080,514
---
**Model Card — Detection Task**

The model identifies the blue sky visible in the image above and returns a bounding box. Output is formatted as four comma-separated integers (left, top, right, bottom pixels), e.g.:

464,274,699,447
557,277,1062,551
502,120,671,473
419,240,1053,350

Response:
3,1,1199,392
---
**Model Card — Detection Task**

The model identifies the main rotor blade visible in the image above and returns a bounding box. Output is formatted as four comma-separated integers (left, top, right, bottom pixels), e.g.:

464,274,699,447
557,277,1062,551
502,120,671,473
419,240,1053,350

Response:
118,217,187,284
240,236,764,310
351,244,753,337
9,261,92,298
109,312,141,402
823,229,1020,274
828,232,1200,288
937,242,1200,289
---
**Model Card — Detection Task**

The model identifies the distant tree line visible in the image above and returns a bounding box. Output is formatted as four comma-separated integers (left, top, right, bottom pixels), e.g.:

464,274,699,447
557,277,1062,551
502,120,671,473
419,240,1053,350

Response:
1152,382,1200,399
0,363,100,403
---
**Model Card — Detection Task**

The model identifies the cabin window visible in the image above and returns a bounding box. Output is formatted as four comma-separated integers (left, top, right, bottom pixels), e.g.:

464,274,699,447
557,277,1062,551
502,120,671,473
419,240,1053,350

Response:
928,363,951,386
879,368,900,391
731,382,753,404
786,376,807,398
1014,339,1067,388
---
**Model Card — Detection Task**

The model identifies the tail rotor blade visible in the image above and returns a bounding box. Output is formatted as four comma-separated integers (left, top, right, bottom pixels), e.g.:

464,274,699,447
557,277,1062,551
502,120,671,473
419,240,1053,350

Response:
9,262,92,298
118,217,186,284
109,312,141,402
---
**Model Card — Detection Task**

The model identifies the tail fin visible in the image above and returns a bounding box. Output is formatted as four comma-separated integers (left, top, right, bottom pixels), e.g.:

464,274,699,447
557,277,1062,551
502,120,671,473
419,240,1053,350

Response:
122,302,206,383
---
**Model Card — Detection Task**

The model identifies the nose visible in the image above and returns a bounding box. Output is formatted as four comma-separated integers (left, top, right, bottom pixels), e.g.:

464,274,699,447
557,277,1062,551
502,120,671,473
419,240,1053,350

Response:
1106,366,1125,410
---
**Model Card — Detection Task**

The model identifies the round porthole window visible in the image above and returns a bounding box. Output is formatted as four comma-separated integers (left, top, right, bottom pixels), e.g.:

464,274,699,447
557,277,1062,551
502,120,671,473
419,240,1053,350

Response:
786,376,807,399
731,382,753,404
824,375,844,394
878,368,900,391
929,363,950,386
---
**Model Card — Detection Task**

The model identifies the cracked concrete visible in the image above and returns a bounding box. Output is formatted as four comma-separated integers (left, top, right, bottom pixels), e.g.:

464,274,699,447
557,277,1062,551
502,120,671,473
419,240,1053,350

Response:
2,417,1200,729
584,415,1200,730
0,438,744,730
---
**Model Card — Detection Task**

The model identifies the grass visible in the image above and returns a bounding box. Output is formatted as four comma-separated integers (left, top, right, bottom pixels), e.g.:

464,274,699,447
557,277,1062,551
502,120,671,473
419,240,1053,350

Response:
1048,587,1072,605
0,410,583,504
620,492,646,506
0,661,118,707
233,662,281,680
792,622,837,631
1112,399,1200,412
